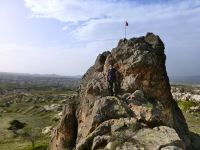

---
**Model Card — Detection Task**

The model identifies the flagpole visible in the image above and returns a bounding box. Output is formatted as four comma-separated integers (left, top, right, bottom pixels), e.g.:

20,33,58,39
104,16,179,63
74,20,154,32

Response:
125,26,126,39
124,21,128,39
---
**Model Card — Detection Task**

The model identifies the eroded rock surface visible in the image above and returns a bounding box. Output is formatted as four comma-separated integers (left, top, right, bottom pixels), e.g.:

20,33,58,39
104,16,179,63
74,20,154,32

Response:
49,104,77,150
49,33,193,150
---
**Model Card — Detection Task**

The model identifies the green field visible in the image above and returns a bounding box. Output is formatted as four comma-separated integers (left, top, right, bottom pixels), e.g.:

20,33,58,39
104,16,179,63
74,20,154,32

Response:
0,84,200,150
0,113,49,150
184,112,200,135
0,86,77,150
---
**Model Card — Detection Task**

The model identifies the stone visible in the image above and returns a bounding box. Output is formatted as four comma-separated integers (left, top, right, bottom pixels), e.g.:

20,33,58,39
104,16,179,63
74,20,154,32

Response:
121,74,138,91
172,88,200,103
187,106,200,113
49,104,78,150
92,135,110,150
94,51,111,72
133,126,185,150
52,112,63,121
77,96,132,143
49,33,192,150
42,126,53,134
131,90,145,100
43,104,62,112
161,146,183,150
128,103,154,123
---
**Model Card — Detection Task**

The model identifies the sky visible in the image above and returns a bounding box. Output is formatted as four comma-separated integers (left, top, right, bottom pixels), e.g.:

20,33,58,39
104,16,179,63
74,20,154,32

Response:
0,0,200,76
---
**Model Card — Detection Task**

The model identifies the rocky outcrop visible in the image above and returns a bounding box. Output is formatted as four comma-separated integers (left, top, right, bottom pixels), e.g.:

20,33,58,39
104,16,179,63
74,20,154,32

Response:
49,104,78,150
76,118,185,150
49,33,192,149
43,104,62,112
171,86,200,103
172,92,200,103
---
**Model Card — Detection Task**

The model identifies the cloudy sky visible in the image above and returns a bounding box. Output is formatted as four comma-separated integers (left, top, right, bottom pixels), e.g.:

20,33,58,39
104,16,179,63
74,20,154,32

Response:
0,0,200,76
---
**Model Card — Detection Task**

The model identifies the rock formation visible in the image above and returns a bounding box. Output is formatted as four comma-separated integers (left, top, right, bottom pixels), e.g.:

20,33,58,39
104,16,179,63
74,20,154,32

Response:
49,33,193,150
49,104,77,150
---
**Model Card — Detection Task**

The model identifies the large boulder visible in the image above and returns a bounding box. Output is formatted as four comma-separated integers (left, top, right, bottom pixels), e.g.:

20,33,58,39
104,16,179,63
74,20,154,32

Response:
76,118,184,150
49,104,78,150
49,33,192,149
77,33,190,148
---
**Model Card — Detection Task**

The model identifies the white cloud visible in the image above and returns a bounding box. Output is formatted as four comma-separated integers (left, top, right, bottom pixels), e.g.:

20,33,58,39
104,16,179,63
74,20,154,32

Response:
22,0,200,76
24,0,200,40
24,0,200,22
24,0,118,23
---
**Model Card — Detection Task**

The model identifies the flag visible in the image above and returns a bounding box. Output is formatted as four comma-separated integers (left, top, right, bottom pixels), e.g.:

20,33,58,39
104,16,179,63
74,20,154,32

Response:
125,21,128,26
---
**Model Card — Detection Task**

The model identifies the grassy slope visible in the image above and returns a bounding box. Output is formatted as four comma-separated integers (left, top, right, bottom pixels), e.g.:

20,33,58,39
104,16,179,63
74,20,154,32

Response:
184,112,200,135
1,84,200,149
0,87,76,150
172,85,200,135
177,100,200,135
0,113,49,150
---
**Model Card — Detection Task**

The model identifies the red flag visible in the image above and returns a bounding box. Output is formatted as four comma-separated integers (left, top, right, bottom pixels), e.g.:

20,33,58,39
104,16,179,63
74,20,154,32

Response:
125,21,128,26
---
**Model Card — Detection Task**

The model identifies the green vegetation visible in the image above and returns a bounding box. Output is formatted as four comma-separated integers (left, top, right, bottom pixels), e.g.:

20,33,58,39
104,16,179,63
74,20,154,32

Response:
21,144,47,150
178,100,197,112
0,112,51,150
171,84,200,135
175,92,200,135
184,112,200,135
0,84,78,150
175,95,200,135
21,126,42,149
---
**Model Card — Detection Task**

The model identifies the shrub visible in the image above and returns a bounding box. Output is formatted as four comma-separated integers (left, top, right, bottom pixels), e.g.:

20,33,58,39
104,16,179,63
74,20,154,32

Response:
7,120,26,131
178,100,197,112
21,144,48,150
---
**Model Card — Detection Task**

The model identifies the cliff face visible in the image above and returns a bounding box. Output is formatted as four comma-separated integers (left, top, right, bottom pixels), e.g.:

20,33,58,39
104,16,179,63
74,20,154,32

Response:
49,33,191,150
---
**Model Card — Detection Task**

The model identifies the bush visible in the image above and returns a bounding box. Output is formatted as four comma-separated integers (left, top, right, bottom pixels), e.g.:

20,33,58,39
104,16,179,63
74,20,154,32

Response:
21,144,48,150
7,120,26,130
178,100,197,112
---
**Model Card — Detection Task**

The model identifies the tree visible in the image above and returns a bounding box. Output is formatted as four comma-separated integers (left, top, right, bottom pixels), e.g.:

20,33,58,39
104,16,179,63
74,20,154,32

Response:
7,119,26,135
21,126,41,149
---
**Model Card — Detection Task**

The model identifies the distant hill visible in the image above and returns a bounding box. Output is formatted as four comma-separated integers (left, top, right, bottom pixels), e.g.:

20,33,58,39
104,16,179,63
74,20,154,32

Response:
0,72,81,89
1,72,200,87
169,76,200,85
0,72,81,78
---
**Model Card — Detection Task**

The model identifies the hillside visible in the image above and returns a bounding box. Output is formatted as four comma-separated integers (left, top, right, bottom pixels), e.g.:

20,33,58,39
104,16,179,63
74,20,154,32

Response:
0,87,79,150
0,72,80,91
0,74,79,150
1,35,200,150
